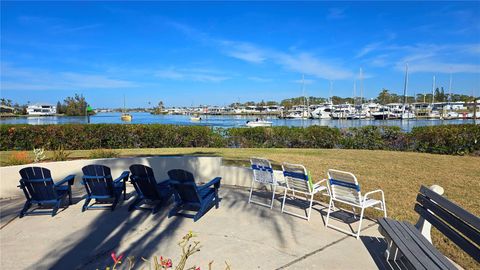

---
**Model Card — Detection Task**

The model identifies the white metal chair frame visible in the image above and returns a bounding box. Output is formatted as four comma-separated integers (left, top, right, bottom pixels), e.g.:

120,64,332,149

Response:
248,157,277,209
281,163,329,221
325,169,387,239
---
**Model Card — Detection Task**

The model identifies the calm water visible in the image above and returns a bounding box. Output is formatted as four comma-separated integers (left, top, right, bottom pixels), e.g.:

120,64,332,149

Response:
1,112,478,131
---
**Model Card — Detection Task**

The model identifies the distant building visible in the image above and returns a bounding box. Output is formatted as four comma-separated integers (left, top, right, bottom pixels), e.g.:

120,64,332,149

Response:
0,105,16,114
26,104,56,115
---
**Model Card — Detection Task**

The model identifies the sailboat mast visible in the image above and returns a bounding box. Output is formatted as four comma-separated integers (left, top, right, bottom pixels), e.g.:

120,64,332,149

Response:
403,63,409,107
360,67,364,106
329,80,333,104
432,75,436,105
449,72,452,102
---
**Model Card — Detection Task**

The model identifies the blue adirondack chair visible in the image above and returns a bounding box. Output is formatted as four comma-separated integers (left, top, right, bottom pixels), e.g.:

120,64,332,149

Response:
167,169,221,222
129,164,173,214
18,167,75,217
81,165,129,211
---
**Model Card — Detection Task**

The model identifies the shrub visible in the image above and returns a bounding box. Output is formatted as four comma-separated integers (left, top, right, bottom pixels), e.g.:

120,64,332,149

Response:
33,148,46,162
51,146,72,161
1,123,478,156
5,151,32,166
410,124,480,155
0,124,226,150
340,126,408,151
89,149,120,159
227,126,340,148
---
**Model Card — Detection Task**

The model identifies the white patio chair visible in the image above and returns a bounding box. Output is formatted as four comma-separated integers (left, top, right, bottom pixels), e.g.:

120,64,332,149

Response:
248,157,277,209
281,163,329,221
325,169,387,239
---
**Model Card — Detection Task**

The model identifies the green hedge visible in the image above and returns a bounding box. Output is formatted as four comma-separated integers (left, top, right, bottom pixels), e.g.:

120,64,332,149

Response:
0,124,225,150
1,124,479,155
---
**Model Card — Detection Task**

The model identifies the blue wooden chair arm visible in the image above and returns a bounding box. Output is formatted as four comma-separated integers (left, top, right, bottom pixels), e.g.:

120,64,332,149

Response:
114,171,130,184
198,177,222,192
54,175,75,187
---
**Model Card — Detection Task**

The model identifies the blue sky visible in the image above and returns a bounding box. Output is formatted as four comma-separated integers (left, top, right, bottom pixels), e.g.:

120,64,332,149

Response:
1,1,479,107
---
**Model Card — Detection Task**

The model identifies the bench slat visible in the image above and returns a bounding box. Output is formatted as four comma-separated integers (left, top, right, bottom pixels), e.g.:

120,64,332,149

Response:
417,194,480,246
419,186,480,231
415,204,480,263
389,219,446,270
401,221,457,270
380,218,429,270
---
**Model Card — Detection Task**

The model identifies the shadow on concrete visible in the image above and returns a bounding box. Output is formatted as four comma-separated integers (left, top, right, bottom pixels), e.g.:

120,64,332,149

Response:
360,235,405,270
24,157,298,269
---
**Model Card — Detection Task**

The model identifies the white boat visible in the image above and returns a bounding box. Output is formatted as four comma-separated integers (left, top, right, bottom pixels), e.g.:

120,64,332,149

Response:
310,103,333,119
246,119,273,127
26,104,56,115
444,111,459,119
190,115,202,121
331,104,353,119
400,111,416,119
372,107,400,120
120,95,132,122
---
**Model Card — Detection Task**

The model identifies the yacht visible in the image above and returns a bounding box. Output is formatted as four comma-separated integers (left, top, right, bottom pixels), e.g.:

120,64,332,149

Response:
246,119,273,127
331,104,353,119
310,103,333,119
372,107,400,120
26,104,56,116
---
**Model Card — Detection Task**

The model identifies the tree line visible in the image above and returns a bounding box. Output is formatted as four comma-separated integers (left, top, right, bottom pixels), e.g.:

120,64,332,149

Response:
229,88,477,108
1,94,91,116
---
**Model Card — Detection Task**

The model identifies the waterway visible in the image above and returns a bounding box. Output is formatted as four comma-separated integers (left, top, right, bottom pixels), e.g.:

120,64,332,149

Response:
1,112,478,131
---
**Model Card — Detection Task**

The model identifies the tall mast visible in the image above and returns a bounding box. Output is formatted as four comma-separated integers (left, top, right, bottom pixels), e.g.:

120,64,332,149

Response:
123,95,126,113
403,63,409,107
360,67,364,106
329,80,333,104
432,75,436,105
353,79,356,106
302,74,306,117
448,72,452,103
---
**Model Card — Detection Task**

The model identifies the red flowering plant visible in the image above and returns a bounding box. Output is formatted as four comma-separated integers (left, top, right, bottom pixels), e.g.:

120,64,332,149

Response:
100,232,230,270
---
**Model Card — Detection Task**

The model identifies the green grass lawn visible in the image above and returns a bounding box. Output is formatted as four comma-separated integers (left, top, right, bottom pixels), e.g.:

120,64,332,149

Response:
1,148,479,268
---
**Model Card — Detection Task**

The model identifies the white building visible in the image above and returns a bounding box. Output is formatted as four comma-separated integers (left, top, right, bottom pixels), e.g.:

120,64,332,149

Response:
26,104,56,115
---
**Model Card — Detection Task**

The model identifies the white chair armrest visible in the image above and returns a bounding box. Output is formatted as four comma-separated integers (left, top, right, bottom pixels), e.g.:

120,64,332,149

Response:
363,189,385,204
312,179,329,193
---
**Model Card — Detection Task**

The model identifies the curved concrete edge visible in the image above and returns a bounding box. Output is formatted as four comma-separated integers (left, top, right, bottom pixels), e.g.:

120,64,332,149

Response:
0,156,255,198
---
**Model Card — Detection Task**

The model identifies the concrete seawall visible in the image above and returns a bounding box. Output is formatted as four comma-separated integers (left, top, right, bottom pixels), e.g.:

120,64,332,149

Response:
0,156,259,198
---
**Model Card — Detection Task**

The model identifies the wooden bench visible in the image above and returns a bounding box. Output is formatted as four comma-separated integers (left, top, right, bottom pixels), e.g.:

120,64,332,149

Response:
378,185,480,269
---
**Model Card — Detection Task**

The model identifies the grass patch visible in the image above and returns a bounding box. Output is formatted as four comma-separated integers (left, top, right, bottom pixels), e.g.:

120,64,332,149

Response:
0,148,479,268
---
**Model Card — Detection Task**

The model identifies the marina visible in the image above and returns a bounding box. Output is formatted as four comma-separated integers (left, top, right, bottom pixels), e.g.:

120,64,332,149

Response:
1,112,478,131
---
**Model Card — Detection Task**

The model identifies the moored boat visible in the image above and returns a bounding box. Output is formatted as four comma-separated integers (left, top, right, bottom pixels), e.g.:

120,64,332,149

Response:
246,119,273,127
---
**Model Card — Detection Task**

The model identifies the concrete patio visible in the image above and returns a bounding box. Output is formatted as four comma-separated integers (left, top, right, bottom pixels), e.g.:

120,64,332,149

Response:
0,185,389,270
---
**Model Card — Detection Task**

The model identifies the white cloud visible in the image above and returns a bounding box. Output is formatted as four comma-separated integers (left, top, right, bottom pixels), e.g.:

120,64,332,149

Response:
399,61,480,74
221,41,266,64
356,42,383,58
155,67,230,82
292,79,315,84
248,76,272,82
1,64,137,90
274,53,353,80
164,20,355,80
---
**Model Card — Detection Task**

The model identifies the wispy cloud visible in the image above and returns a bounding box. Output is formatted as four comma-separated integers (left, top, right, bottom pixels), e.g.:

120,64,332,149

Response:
220,41,266,64
357,41,480,74
18,15,102,34
356,42,383,58
292,78,315,85
327,8,346,20
165,20,355,80
155,67,230,82
248,76,272,82
1,64,137,90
